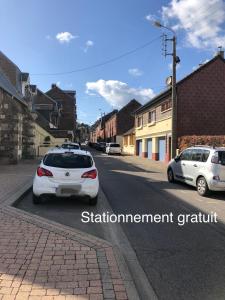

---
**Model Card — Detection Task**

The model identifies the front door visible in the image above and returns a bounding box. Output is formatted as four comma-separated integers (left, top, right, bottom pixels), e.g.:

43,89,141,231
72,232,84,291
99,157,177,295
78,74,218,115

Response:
147,139,152,159
158,137,166,161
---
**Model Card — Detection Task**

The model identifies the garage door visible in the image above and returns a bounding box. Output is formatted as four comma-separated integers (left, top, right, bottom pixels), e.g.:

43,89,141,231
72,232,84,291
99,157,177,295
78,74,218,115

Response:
158,137,166,161
136,140,142,157
147,139,152,159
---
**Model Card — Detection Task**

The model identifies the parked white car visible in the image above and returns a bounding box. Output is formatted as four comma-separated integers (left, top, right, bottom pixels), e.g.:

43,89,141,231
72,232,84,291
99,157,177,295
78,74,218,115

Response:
105,143,122,155
33,148,99,205
167,146,225,196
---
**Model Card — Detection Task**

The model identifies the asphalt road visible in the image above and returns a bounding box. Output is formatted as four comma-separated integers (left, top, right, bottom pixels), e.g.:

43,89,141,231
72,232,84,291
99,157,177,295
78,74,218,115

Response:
16,150,225,300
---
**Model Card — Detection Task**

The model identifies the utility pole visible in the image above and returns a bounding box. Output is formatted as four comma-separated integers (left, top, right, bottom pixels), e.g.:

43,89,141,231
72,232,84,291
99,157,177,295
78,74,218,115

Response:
154,21,180,158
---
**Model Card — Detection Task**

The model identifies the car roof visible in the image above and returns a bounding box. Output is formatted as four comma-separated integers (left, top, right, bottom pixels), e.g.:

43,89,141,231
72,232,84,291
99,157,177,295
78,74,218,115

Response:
61,142,79,145
187,146,225,151
46,148,92,156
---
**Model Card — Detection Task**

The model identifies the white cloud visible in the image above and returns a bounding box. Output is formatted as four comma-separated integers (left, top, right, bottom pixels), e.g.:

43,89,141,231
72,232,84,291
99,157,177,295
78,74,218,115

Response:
56,81,61,87
86,79,155,108
161,0,225,49
128,68,143,77
145,14,157,22
83,40,94,52
56,32,78,43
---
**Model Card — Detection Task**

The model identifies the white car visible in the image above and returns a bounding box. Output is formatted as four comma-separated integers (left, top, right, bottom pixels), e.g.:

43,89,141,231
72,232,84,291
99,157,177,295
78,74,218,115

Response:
61,142,80,150
167,146,225,196
105,143,122,155
33,149,99,205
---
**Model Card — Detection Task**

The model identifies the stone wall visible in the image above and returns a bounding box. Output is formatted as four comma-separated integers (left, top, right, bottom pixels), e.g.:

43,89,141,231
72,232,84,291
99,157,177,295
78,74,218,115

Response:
0,89,35,163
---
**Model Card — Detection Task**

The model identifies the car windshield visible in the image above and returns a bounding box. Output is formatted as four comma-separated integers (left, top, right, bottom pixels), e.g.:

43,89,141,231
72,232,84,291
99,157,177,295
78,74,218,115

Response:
61,144,80,150
110,144,120,147
218,151,225,165
43,153,93,169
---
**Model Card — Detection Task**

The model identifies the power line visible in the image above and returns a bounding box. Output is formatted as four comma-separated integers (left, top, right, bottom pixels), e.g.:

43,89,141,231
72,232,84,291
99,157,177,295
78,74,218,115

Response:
31,36,161,76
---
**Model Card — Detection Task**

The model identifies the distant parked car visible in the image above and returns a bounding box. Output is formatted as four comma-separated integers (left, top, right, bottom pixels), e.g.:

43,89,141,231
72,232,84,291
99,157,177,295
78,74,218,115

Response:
99,142,106,152
33,148,99,205
94,143,102,151
167,146,225,196
61,142,80,150
105,143,122,155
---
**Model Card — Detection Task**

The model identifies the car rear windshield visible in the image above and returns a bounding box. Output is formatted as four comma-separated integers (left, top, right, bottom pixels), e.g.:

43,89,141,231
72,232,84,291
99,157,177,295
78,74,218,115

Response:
61,144,80,150
110,144,120,147
43,153,93,169
218,151,225,165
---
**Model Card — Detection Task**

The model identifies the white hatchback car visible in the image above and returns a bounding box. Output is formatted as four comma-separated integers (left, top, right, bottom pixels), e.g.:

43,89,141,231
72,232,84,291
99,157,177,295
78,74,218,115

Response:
33,149,99,205
167,146,225,196
105,143,122,155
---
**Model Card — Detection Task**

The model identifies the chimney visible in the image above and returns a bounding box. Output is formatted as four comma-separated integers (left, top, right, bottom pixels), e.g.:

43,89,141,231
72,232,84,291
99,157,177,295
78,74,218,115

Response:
217,46,224,58
51,84,57,89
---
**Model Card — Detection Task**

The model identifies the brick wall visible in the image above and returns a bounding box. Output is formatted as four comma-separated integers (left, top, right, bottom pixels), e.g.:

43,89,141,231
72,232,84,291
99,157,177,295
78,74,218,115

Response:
117,100,141,135
46,86,76,131
105,114,117,141
178,135,225,152
177,56,225,137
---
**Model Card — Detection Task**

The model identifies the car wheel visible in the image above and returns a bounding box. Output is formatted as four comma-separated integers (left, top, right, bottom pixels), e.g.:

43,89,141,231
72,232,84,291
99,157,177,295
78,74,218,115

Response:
89,195,98,206
32,193,41,204
196,177,209,197
167,168,175,183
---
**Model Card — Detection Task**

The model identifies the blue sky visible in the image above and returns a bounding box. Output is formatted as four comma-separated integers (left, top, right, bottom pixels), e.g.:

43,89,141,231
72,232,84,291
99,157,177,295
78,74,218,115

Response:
1,0,225,125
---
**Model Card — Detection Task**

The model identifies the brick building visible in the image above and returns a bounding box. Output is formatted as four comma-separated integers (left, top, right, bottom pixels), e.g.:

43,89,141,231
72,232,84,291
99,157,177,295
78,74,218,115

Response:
135,51,225,162
89,110,118,143
105,99,141,144
46,85,77,139
33,88,60,129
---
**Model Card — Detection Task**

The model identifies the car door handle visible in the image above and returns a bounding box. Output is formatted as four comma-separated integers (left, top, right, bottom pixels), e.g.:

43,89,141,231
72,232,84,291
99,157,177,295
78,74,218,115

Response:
182,163,186,166
193,164,198,167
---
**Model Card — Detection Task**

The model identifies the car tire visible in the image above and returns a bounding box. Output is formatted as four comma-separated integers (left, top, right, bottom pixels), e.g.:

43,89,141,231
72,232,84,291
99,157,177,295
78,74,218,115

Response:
89,195,98,206
167,168,175,183
196,176,209,197
32,193,41,204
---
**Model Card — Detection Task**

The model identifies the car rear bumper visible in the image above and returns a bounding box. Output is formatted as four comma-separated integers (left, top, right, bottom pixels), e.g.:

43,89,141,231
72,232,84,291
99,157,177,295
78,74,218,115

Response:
208,179,225,191
33,177,99,198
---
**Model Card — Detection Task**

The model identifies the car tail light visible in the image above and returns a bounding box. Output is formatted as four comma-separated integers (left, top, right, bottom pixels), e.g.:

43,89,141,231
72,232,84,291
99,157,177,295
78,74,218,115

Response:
81,169,97,179
37,167,53,177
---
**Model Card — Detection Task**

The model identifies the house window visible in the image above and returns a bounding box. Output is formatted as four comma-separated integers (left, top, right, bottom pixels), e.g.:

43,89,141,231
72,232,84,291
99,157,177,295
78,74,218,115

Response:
161,100,172,112
124,136,128,146
137,116,143,127
148,110,156,123
130,134,134,145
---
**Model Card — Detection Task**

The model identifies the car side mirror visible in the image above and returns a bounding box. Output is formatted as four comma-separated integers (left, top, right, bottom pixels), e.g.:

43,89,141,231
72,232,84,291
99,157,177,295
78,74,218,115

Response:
174,155,180,162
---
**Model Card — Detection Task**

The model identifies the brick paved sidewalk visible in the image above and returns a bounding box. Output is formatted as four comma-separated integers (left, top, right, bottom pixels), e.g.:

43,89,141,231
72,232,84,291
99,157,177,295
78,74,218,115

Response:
0,161,130,300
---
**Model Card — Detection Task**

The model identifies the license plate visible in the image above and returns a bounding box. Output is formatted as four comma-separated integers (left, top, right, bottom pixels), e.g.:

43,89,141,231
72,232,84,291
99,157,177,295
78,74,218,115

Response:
56,185,81,196
61,188,78,194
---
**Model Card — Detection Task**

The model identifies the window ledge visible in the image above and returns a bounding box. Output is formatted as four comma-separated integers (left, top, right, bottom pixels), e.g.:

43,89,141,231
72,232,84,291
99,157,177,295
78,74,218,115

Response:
147,121,156,127
161,108,172,114
136,125,143,130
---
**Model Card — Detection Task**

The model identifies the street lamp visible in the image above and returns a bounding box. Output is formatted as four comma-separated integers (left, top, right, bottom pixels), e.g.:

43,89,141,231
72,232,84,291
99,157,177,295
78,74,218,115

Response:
154,21,180,158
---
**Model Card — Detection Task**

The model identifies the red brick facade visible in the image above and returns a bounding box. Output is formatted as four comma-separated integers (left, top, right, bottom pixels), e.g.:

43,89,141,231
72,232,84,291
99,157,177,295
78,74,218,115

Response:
177,55,225,147
105,99,141,142
46,85,76,133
